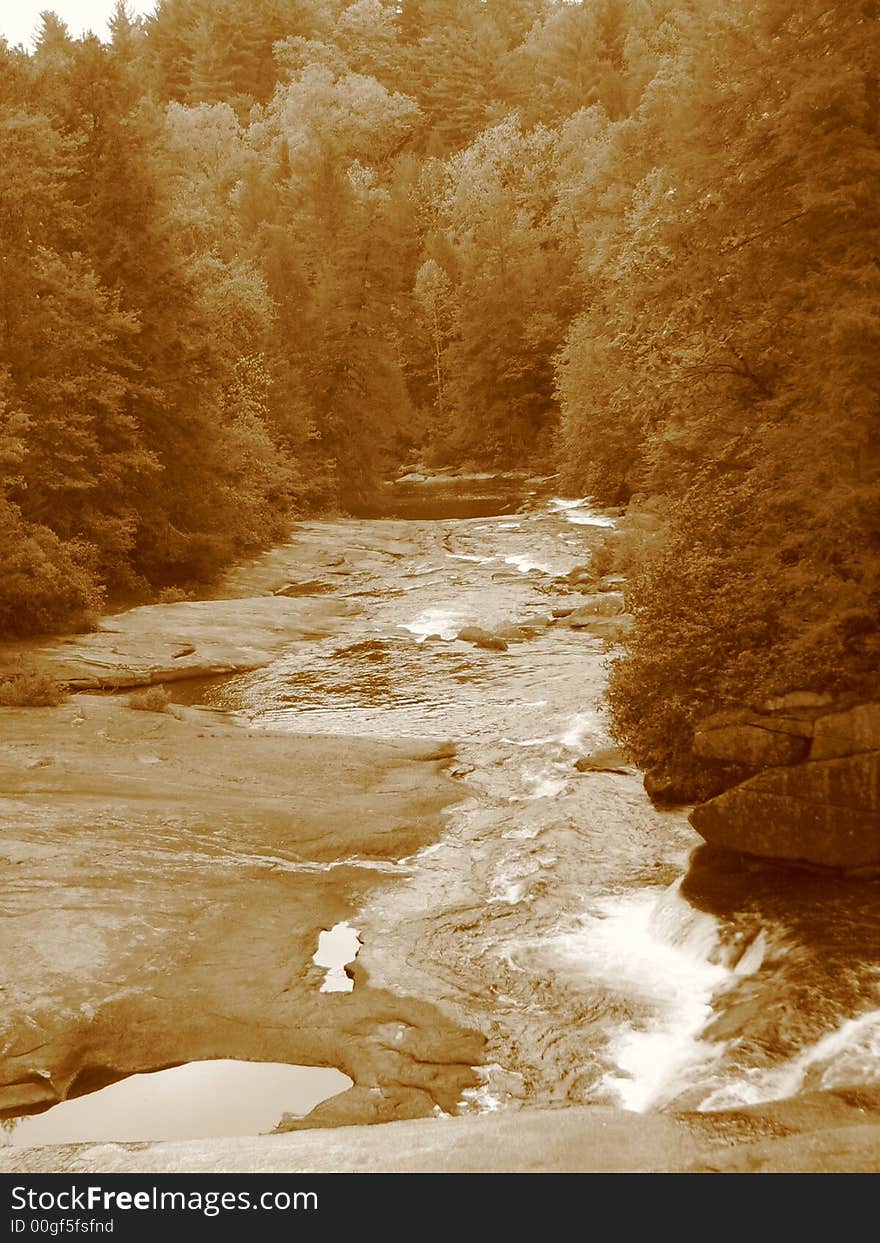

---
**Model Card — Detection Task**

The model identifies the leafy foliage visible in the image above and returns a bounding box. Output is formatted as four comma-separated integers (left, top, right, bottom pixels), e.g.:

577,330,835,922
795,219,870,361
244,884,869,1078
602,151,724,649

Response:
1,0,876,793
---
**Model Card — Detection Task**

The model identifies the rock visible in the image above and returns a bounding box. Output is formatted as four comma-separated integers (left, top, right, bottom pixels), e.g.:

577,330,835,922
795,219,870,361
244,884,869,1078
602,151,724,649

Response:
644,766,697,806
623,511,662,533
456,627,509,652
595,575,627,593
569,614,634,641
692,699,880,769
762,690,835,712
7,1095,880,1175
690,751,880,869
552,607,574,619
273,580,335,597
811,702,880,761
476,636,509,652
493,623,536,642
10,596,358,691
0,697,481,1128
693,719,812,768
568,593,625,621
0,1081,57,1114
574,746,630,774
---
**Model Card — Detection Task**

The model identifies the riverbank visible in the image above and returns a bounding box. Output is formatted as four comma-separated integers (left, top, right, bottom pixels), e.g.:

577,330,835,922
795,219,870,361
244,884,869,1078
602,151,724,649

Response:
3,479,880,1172
5,1090,880,1173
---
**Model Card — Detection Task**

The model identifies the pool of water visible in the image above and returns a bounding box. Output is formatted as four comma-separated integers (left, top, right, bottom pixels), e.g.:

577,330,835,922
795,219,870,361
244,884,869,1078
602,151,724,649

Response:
1,1060,351,1147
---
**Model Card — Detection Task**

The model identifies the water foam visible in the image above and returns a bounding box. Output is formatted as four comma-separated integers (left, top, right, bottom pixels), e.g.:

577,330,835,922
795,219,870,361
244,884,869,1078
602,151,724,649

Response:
549,882,734,1111
504,554,553,574
548,497,617,527
698,1004,880,1111
400,607,467,641
559,710,607,750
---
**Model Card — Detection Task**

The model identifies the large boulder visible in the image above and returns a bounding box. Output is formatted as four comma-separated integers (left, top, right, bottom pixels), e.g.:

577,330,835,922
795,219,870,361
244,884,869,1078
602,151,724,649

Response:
689,751,880,870
693,711,812,769
761,690,835,712
811,702,880,761
594,575,627,593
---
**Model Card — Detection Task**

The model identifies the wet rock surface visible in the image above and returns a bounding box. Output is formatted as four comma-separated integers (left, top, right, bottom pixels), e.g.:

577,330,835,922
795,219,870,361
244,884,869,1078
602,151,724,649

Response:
3,482,880,1171
4,1090,880,1173
1,596,357,690
0,696,481,1123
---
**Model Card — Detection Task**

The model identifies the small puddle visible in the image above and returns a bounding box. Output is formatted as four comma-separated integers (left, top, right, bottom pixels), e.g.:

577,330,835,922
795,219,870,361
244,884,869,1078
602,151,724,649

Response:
313,921,362,993
1,1060,351,1147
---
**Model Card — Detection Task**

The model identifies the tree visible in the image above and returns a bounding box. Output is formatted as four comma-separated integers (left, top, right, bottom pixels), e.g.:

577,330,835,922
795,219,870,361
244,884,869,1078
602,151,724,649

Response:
570,0,880,776
420,117,577,464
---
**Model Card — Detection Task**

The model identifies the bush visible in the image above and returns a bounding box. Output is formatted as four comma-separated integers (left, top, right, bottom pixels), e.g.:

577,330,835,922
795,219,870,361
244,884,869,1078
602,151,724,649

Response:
0,501,104,637
0,669,67,707
156,587,194,604
607,479,880,784
126,685,172,713
589,515,664,580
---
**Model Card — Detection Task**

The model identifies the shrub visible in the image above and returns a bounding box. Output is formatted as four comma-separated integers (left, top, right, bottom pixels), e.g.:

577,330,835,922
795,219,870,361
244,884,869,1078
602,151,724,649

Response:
0,669,67,707
0,501,104,637
126,685,172,713
156,587,194,604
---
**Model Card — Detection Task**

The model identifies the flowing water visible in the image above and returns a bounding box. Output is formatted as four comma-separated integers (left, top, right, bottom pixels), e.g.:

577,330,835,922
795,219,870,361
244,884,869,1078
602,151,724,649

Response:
150,482,880,1117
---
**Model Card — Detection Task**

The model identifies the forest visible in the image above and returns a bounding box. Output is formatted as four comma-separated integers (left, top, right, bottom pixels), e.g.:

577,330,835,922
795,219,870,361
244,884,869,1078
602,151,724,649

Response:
1,0,877,782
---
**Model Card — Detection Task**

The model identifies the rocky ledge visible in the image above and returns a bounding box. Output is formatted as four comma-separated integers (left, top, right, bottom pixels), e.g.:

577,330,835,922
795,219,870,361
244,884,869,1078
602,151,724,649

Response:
0,696,481,1124
5,1087,880,1174
688,693,880,871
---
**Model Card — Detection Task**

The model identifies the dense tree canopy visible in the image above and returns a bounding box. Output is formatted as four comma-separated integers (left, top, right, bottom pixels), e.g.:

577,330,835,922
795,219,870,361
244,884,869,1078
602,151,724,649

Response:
1,0,876,784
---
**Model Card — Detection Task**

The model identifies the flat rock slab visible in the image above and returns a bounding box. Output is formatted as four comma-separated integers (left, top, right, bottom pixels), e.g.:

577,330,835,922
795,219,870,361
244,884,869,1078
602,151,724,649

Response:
4,1091,880,1173
221,522,428,599
0,698,481,1122
1,596,357,689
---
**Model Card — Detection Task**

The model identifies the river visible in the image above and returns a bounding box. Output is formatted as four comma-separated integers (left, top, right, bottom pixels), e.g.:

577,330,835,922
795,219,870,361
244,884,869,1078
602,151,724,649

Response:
160,474,880,1119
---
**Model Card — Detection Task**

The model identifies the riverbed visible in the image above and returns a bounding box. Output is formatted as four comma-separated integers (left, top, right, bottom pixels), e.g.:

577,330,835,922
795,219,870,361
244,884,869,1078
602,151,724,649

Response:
3,475,880,1158
184,480,880,1116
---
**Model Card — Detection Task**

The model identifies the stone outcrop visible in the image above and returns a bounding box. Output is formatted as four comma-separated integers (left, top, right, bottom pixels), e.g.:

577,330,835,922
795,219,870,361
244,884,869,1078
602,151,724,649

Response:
7,1090,880,1175
456,626,509,651
568,613,634,641
693,710,812,768
568,592,626,620
0,596,357,690
689,695,880,870
0,697,481,1123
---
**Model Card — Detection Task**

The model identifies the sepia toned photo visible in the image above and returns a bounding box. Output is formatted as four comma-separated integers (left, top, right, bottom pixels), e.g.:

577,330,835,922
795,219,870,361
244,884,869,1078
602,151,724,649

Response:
0,0,878,1201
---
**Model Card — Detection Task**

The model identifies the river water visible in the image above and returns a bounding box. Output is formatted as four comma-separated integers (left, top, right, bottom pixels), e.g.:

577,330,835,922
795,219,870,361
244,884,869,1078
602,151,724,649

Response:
187,479,880,1116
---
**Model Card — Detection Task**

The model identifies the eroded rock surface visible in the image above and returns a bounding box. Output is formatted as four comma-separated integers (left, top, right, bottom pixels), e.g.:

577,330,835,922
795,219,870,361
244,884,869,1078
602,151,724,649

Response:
0,697,482,1122
1,596,357,690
